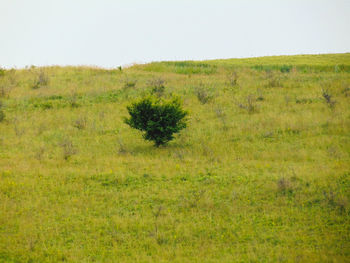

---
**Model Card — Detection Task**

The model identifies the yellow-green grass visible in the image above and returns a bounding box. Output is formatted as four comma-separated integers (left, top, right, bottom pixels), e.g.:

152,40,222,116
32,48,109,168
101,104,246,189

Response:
0,53,349,262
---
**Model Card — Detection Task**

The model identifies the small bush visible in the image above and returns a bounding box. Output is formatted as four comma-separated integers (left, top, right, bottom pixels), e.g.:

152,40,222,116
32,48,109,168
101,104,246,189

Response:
342,85,350,97
32,70,49,89
123,78,137,90
37,101,53,110
322,89,336,109
277,177,293,194
227,72,239,86
69,94,80,108
280,65,292,73
124,96,188,146
323,191,348,213
0,110,5,122
13,116,24,136
265,72,281,88
214,106,227,129
0,84,7,98
148,78,166,97
73,116,87,130
0,101,4,122
0,69,7,98
34,146,45,161
256,89,264,101
60,139,77,160
236,95,257,114
195,85,213,104
116,138,129,155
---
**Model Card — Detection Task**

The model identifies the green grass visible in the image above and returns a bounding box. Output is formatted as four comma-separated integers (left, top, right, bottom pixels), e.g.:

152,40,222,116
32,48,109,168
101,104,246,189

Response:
0,53,349,262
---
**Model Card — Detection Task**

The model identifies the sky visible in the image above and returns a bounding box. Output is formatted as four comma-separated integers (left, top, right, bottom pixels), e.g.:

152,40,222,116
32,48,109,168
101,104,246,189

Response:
1,0,349,68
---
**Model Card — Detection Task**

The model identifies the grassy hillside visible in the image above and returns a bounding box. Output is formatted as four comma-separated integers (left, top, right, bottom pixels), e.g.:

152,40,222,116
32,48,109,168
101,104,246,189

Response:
0,53,349,262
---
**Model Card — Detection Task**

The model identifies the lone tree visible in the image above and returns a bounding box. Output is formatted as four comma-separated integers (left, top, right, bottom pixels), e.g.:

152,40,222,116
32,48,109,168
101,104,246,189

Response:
124,96,188,147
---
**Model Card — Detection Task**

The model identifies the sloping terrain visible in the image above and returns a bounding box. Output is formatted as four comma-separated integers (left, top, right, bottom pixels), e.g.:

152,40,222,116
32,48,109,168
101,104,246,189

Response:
0,53,349,262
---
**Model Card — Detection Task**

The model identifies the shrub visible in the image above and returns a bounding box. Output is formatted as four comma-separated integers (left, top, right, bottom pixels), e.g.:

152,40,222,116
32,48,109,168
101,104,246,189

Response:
322,89,336,109
236,95,257,114
148,78,166,97
32,69,49,89
0,84,7,98
214,106,227,129
60,139,77,160
0,101,4,122
123,77,137,90
0,70,11,98
0,110,4,122
280,65,292,73
265,71,283,88
73,116,87,130
342,83,350,97
124,96,188,147
256,88,264,101
227,72,239,86
195,86,213,104
277,177,293,194
69,93,80,108
117,138,129,155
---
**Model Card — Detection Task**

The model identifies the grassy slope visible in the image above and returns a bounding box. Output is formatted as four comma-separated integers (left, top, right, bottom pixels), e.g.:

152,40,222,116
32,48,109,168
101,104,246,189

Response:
0,53,349,262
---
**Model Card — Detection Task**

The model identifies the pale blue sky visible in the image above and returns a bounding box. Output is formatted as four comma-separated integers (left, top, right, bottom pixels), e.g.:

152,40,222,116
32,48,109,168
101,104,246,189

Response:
1,0,349,68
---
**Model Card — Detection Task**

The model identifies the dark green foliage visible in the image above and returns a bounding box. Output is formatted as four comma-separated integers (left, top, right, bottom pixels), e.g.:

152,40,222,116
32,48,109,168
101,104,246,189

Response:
144,61,217,75
125,97,188,146
251,64,350,73
171,62,217,75
253,64,292,73
280,65,292,73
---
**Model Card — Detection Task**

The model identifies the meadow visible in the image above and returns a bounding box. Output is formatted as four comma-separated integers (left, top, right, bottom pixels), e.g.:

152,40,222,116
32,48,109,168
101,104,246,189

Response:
0,53,349,262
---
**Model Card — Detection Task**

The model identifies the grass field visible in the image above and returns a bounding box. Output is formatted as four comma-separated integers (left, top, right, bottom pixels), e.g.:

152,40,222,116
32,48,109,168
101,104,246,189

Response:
0,53,350,262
